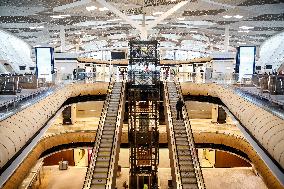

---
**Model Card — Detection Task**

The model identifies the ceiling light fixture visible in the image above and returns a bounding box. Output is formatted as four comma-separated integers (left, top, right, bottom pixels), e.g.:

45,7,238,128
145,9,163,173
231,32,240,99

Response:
153,12,164,16
50,15,71,19
239,26,254,30
234,15,243,19
29,26,44,29
86,6,97,11
223,15,232,19
99,7,109,11
177,17,185,21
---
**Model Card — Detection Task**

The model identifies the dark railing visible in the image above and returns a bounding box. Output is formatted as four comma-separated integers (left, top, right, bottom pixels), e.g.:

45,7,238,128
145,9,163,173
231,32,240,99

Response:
82,78,115,188
174,80,206,189
163,81,183,189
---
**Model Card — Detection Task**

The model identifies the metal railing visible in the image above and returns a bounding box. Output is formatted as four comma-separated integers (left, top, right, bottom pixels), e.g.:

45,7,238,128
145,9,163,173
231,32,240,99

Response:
82,78,115,189
105,81,126,189
163,81,183,189
175,80,206,189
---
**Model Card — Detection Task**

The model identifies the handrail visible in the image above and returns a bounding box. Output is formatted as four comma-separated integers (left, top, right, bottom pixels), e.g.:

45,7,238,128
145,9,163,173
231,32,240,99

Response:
163,81,183,189
174,79,206,189
82,77,115,189
105,81,126,188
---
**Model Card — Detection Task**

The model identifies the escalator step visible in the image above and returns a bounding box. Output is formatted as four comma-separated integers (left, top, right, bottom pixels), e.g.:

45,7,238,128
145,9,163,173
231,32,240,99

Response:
93,172,107,179
94,167,108,173
91,178,107,185
182,177,197,184
180,171,196,178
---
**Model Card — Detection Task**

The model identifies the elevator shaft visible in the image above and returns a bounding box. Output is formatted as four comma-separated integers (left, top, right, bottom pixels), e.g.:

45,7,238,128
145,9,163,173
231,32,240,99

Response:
128,41,160,189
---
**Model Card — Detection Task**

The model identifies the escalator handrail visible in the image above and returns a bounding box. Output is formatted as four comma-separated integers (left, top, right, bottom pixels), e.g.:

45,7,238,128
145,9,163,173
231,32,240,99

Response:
174,80,206,189
163,81,183,189
105,80,126,188
82,77,116,188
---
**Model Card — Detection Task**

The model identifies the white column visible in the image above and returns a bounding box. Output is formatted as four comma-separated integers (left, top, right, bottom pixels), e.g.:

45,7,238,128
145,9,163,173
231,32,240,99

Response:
140,28,148,40
224,26,230,52
60,26,66,52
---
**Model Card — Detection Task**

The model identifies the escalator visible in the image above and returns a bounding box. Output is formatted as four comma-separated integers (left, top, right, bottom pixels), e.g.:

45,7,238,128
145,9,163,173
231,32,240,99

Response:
164,81,205,189
83,81,126,189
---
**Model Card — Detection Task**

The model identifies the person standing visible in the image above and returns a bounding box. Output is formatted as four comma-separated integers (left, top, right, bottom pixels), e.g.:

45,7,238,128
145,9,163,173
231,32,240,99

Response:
176,97,184,120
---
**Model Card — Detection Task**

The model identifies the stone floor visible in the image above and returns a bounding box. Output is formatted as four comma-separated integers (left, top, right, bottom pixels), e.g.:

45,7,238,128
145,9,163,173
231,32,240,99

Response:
39,166,87,189
39,166,267,189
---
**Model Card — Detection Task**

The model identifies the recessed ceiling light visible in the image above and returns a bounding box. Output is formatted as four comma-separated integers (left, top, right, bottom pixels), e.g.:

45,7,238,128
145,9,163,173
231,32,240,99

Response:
153,12,164,16
234,15,243,19
99,7,109,11
51,15,63,18
239,26,254,30
29,26,44,29
177,17,185,21
86,6,97,11
60,15,71,17
50,15,70,19
223,15,232,19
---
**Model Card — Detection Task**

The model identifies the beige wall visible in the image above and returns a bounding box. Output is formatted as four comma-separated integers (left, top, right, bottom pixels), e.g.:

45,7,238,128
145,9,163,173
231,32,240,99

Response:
4,130,282,189
181,83,284,171
0,82,108,169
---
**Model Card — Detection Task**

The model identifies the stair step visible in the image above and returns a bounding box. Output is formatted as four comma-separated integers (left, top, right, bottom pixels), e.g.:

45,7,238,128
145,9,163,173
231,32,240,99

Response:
177,150,191,156
179,155,192,161
182,183,198,189
90,184,106,189
98,147,112,152
179,166,195,172
94,167,108,173
180,171,196,178
182,177,197,184
95,161,109,168
102,134,114,139
98,151,111,157
93,172,108,179
91,178,107,185
97,156,110,162
103,130,115,135
100,142,113,148
176,141,188,145
175,130,187,134
179,160,194,166
103,126,116,131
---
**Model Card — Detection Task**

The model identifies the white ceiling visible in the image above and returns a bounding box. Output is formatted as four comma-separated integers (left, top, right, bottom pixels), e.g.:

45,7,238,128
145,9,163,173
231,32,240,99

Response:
0,0,284,53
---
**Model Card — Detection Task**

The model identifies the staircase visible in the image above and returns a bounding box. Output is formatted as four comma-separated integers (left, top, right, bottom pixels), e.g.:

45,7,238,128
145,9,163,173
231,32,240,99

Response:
83,82,125,189
164,81,205,189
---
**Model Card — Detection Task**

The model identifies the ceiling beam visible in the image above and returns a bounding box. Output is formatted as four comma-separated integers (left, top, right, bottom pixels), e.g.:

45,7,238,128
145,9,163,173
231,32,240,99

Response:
95,0,142,31
146,1,189,30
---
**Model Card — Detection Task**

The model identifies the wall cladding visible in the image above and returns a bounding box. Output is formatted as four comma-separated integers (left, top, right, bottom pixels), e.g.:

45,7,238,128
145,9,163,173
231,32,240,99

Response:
181,83,284,170
0,83,108,169
4,130,282,189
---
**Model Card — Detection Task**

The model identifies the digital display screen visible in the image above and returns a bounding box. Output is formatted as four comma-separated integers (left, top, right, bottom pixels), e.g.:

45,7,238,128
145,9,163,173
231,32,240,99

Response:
35,47,54,82
265,65,272,69
238,46,256,81
255,66,261,70
111,52,126,59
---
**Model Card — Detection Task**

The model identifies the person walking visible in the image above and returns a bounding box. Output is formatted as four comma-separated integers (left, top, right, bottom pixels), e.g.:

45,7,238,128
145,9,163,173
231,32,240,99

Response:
176,97,184,120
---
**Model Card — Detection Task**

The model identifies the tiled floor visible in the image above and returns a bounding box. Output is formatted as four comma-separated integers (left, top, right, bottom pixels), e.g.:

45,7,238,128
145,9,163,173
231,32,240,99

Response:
39,166,267,189
40,166,87,189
